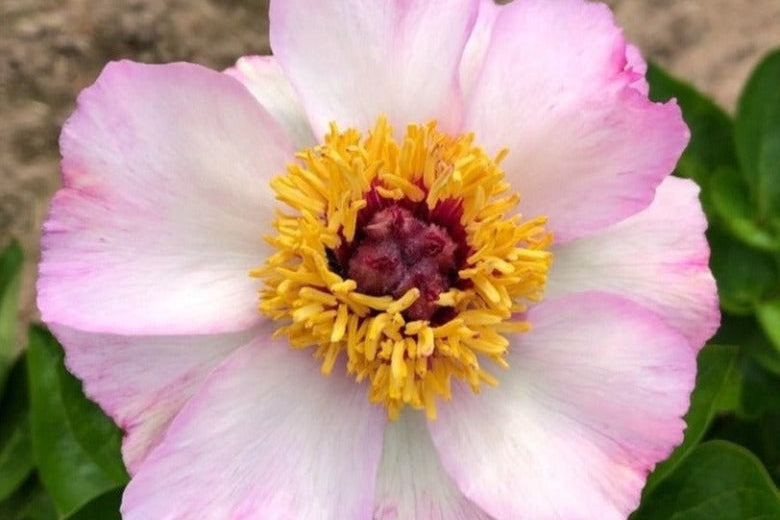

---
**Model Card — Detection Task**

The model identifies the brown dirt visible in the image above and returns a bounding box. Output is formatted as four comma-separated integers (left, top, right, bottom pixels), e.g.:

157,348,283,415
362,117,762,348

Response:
1,0,778,345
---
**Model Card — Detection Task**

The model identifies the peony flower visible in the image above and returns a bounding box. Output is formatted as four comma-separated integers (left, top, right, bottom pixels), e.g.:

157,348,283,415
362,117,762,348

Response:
38,0,719,518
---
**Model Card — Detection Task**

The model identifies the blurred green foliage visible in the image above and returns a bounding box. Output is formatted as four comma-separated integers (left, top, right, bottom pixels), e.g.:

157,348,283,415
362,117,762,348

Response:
0,49,779,519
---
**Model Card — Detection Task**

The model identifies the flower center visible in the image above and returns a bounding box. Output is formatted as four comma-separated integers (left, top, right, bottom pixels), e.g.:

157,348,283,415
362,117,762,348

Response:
341,200,465,322
253,116,552,419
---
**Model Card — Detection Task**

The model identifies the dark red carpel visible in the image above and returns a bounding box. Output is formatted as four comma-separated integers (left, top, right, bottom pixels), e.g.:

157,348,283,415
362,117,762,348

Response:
333,185,470,322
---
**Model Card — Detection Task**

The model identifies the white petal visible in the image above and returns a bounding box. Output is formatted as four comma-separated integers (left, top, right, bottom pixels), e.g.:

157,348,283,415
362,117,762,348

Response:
224,55,316,148
374,412,491,520
459,0,502,103
270,0,479,137
429,292,696,520
38,61,294,335
122,336,386,520
463,0,687,241
547,176,719,348
51,324,260,473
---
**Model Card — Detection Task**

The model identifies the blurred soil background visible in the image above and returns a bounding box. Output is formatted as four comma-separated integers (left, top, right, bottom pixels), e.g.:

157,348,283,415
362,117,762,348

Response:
1,0,779,340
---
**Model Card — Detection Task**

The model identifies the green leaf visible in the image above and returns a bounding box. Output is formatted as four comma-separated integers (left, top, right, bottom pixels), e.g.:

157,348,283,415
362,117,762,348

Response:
714,313,780,378
633,441,780,520
647,62,738,183
0,240,23,393
710,314,780,420
0,357,33,502
707,228,778,314
58,360,128,484
642,345,739,494
709,167,779,251
27,326,127,516
756,298,780,354
707,413,780,484
735,49,780,228
737,358,780,420
64,487,123,520
0,474,58,520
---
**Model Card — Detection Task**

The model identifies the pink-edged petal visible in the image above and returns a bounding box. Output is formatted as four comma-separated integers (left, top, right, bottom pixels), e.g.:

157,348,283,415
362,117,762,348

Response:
49,324,261,474
463,0,687,242
270,0,479,138
547,176,719,349
429,292,696,520
625,44,650,95
122,336,386,520
38,61,294,336
224,55,316,148
374,412,492,520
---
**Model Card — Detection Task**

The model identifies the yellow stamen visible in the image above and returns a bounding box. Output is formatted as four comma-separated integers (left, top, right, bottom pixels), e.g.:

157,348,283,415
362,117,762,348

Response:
254,116,552,419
